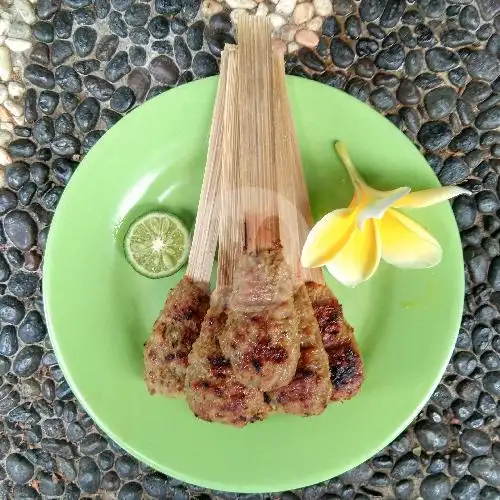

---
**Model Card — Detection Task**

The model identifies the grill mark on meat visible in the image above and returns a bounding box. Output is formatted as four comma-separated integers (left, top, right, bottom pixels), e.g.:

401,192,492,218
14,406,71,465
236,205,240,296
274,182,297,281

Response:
220,248,300,391
266,283,332,415
185,296,270,427
144,276,210,397
305,281,364,402
329,346,359,390
314,303,342,348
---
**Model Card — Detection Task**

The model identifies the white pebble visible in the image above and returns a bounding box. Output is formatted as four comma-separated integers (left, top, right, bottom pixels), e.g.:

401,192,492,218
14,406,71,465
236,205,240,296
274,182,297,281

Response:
1,120,14,132
1,11,12,21
0,47,12,82
4,99,22,117
287,41,299,53
313,0,333,16
295,29,319,48
0,147,12,166
293,2,314,24
0,129,12,147
256,2,268,15
307,15,323,32
12,114,24,125
5,37,32,52
269,0,279,4
202,0,223,16
13,0,36,24
268,13,286,30
7,80,24,100
276,0,296,16
0,18,10,36
226,0,256,9
271,38,286,54
0,84,7,104
0,105,12,122
230,8,247,23
8,20,31,40
280,24,297,42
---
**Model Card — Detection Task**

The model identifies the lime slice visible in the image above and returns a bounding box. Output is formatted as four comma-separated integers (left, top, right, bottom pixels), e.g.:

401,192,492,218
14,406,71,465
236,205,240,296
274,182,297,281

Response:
124,211,190,279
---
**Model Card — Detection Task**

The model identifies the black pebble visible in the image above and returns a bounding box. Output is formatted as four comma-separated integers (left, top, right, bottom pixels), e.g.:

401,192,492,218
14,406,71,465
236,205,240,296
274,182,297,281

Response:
76,97,100,132
0,325,18,356
53,10,73,39
426,47,460,71
37,0,60,20
74,6,95,24
55,113,75,135
151,40,173,55
149,55,179,84
51,40,74,66
6,162,29,190
82,130,105,153
129,46,146,66
18,183,36,207
38,90,60,115
125,3,150,26
186,20,204,50
33,117,55,145
346,77,370,102
24,65,55,90
30,43,50,66
206,31,235,59
417,121,452,152
101,108,123,128
155,0,181,16
7,272,38,299
19,311,47,344
108,11,128,38
375,43,404,70
84,75,115,101
24,89,38,123
74,26,98,57
110,86,135,112
74,59,101,75
78,457,101,494
148,15,170,39
111,0,132,11
105,51,131,82
61,92,79,113
330,38,355,68
96,0,110,18
174,37,191,70
9,139,36,159
129,27,150,45
53,158,78,184
96,34,119,62
30,162,49,185
298,48,325,73
51,134,81,156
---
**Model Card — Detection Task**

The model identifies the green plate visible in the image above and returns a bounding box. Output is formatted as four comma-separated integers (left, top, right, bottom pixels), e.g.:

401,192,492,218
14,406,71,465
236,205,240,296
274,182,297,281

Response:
44,76,464,493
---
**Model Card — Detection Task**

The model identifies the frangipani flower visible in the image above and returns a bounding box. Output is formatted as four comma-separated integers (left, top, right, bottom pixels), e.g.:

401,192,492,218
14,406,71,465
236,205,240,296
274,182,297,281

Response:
301,142,469,287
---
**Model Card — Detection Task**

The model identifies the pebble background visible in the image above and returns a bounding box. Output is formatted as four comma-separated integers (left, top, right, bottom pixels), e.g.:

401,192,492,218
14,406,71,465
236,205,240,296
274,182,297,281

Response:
0,0,499,496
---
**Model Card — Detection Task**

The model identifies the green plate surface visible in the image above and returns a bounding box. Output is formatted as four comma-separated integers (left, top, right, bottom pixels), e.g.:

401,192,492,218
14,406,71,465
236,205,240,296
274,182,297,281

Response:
44,76,464,493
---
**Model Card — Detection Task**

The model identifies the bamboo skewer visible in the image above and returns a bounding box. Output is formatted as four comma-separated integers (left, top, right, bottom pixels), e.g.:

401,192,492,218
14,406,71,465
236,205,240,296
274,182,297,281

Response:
237,15,278,251
185,47,230,284
144,48,233,397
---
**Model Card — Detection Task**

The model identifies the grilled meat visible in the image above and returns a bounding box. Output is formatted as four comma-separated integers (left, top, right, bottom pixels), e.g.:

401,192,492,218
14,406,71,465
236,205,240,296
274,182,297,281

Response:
144,276,210,396
220,247,300,392
267,283,332,415
185,290,270,426
305,281,364,401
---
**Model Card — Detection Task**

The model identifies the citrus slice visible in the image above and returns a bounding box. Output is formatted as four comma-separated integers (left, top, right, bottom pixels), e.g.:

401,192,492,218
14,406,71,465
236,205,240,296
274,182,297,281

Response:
124,211,190,278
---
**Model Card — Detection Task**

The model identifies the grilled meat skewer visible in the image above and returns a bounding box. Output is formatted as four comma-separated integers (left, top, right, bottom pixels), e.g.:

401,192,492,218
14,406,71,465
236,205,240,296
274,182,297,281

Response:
144,44,230,397
186,45,270,426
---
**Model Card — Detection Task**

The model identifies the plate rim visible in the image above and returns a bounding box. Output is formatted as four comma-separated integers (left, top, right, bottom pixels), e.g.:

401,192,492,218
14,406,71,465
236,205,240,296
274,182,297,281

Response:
43,75,465,493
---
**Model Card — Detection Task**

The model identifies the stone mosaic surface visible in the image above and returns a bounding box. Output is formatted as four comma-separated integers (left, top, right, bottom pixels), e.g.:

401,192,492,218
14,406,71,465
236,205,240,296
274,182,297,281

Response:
0,0,499,497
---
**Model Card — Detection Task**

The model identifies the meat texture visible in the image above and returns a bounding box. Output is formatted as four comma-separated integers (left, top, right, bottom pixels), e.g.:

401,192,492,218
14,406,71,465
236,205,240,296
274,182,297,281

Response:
220,248,300,392
185,290,270,426
144,276,210,396
305,281,364,401
267,283,332,415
